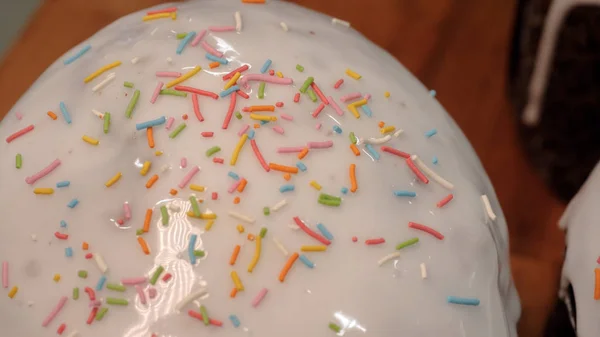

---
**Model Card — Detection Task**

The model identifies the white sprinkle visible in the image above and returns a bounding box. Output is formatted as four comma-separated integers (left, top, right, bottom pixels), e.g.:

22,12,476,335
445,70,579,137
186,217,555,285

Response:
91,109,104,119
272,237,289,256
377,252,401,266
94,253,108,273
160,164,171,173
175,288,207,311
280,22,288,32
420,263,427,279
92,73,116,93
332,18,351,27
234,11,242,32
131,57,140,64
481,195,497,221
271,199,287,212
365,134,392,145
169,204,181,212
66,330,80,337
412,155,454,190
166,57,173,64
228,211,255,224
393,129,404,138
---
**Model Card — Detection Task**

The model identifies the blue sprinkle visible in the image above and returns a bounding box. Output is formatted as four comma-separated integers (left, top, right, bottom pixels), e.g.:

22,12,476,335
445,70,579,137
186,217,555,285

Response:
136,116,166,130
260,59,272,73
176,31,196,55
364,144,380,160
296,161,307,172
228,171,240,180
63,45,91,65
65,247,73,257
279,184,295,193
60,220,68,228
316,223,334,240
333,125,342,134
299,254,314,268
206,53,229,65
56,181,70,188
429,90,437,97
393,190,417,197
188,234,198,265
67,198,79,208
96,275,107,291
219,85,239,97
229,314,241,328
447,296,480,306
340,187,349,194
59,102,72,124
425,129,437,138
247,129,255,139
432,156,438,165
361,105,373,117
259,120,270,125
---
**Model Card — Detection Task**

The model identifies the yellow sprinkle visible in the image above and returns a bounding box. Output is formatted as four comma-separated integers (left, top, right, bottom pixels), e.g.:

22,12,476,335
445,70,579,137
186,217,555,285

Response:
190,184,206,192
300,245,327,252
351,98,368,107
224,72,241,90
187,211,217,220
53,274,61,282
231,271,244,291
347,104,360,118
230,134,248,166
165,66,202,88
140,161,151,176
155,151,163,156
384,91,390,98
84,61,122,83
142,12,176,21
276,71,283,78
309,181,322,191
105,172,122,187
247,236,262,273
82,135,99,145
204,220,215,231
34,188,54,195
345,68,362,80
8,286,18,299
236,224,245,233
249,114,277,122
380,126,396,134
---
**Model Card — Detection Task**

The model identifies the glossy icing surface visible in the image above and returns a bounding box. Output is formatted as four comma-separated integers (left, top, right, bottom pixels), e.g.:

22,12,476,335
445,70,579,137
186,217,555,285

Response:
0,1,520,336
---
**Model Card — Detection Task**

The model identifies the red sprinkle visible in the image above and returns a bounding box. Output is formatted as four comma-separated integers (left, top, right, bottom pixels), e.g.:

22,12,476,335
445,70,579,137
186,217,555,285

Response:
173,86,219,100
275,102,284,107
293,93,300,103
408,222,444,240
182,114,189,120
381,146,410,159
237,90,250,99
222,92,237,129
250,139,270,172
147,6,177,15
436,194,454,208
405,157,429,184
365,238,386,245
293,217,331,245
6,124,34,143
311,103,325,118
54,232,69,240
310,82,329,105
84,287,96,301
57,323,66,335
191,93,204,122
116,219,124,225
268,69,275,76
352,236,358,242
162,273,172,282
201,132,214,137
85,253,93,259
213,157,224,164
188,310,223,326
212,192,218,200
223,65,250,80
86,307,98,325
334,79,344,89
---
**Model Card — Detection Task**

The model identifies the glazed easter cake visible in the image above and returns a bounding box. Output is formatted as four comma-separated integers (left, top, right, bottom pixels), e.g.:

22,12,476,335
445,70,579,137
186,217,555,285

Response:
0,1,520,336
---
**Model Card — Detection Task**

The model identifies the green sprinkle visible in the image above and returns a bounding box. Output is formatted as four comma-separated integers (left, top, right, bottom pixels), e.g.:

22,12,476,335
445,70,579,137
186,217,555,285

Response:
169,123,187,138
160,205,169,226
235,111,242,119
123,81,134,88
206,146,221,157
194,250,205,257
136,228,144,236
319,193,342,202
160,89,187,97
103,112,111,134
189,195,201,216
306,89,317,102
299,77,314,93
259,227,268,238
263,207,270,216
106,297,129,306
200,305,210,326
395,237,419,250
176,32,188,39
149,265,165,285
78,270,88,279
15,154,22,169
125,89,140,118
258,82,266,99
329,323,341,333
318,198,341,207
72,287,79,300
349,132,357,144
106,283,126,292
296,64,304,72
95,307,109,321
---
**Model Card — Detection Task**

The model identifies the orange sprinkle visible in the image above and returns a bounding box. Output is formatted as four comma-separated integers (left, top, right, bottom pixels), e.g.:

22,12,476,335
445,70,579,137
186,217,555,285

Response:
82,242,89,250
236,178,248,192
349,164,358,193
229,245,241,265
146,174,159,188
147,127,155,149
137,236,150,255
47,111,57,120
209,61,220,69
247,234,255,241
230,287,238,298
182,114,188,120
253,123,260,129
350,144,360,156
595,268,600,300
233,197,241,204
297,148,309,160
269,163,298,174
143,209,152,233
378,121,385,128
279,252,299,282
169,188,178,196
283,173,291,181
242,0,265,3
248,105,275,112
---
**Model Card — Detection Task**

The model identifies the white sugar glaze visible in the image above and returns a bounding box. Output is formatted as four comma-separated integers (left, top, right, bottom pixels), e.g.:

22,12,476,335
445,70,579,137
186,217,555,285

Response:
0,1,520,336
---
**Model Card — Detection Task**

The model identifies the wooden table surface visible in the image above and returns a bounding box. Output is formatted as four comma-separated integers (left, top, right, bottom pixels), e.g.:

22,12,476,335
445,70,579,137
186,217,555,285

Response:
0,1,567,336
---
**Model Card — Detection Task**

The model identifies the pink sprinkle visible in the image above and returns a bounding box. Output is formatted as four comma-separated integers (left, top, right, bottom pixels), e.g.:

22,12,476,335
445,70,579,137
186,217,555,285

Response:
147,6,177,15
178,166,200,189
315,123,322,130
2,261,8,288
251,288,268,308
275,102,284,107
166,117,175,130
148,287,158,299
124,202,131,220
269,70,275,76
181,157,187,168
228,180,242,193
311,102,325,118
121,277,147,285
328,97,344,116
239,74,293,90
307,141,333,149
6,124,34,143
277,147,304,154
293,93,300,103
212,192,218,200
209,26,236,32
237,90,250,99
334,79,344,89
155,71,182,78
85,253,93,259
272,126,285,135
237,124,250,137
162,273,172,282
88,300,101,308
41,296,68,327
190,29,207,47
135,285,147,305
213,158,224,164
364,94,372,100
200,41,223,58
340,92,362,102
280,113,293,121
150,81,164,104
201,132,214,137
15,112,23,120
